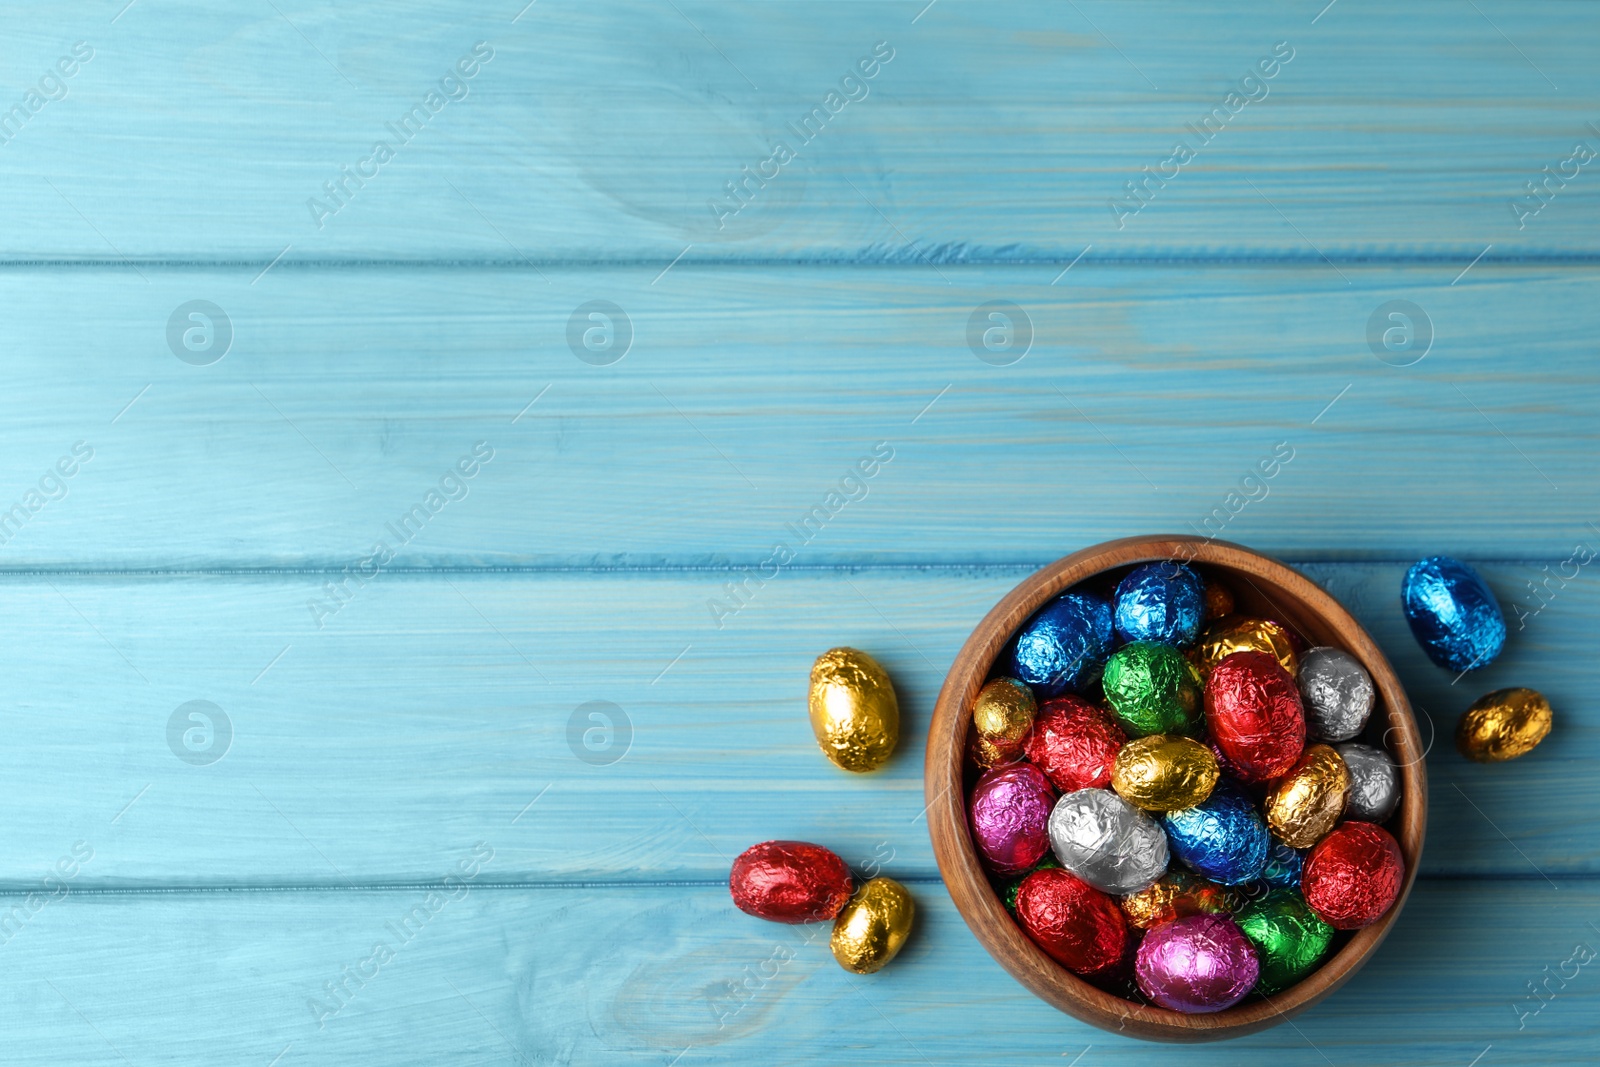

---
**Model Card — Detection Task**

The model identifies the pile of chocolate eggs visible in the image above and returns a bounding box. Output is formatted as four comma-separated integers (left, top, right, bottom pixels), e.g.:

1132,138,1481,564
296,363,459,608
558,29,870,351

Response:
728,648,915,976
729,838,914,974
1401,555,1554,762
968,561,1407,1013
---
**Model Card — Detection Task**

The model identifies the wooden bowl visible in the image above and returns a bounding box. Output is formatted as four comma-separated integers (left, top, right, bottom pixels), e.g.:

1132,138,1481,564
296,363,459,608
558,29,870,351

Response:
925,535,1426,1042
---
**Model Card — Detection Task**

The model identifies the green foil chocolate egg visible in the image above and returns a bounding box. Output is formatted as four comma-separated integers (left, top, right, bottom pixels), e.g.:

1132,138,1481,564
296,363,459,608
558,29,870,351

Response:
1102,641,1202,737
1233,888,1335,995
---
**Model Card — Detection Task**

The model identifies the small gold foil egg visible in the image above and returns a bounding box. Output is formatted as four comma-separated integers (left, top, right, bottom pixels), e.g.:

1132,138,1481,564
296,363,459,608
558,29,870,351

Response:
968,731,1022,770
1265,743,1351,848
1121,871,1240,930
1196,616,1299,678
1203,580,1235,621
1111,734,1219,811
1457,687,1553,763
831,877,914,974
808,648,899,772
973,677,1036,747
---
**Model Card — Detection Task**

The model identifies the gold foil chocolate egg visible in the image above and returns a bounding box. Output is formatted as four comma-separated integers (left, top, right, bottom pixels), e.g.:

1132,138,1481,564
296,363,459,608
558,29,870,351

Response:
1121,871,1240,930
808,647,899,772
969,731,1022,770
1203,580,1235,621
1196,616,1299,678
973,677,1036,747
830,876,914,974
1457,687,1553,763
1111,734,1219,812
1264,744,1351,848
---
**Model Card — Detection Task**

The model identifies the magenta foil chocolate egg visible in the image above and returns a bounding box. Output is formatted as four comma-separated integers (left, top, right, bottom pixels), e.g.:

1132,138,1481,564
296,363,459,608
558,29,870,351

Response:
1134,913,1260,1013
970,763,1057,875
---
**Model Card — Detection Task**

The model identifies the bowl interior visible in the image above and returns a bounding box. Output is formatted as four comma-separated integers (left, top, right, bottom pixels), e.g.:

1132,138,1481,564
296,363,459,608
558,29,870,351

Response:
925,536,1426,1042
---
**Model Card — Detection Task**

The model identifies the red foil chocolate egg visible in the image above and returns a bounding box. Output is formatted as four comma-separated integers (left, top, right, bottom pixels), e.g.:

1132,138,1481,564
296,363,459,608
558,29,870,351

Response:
1302,821,1404,930
1024,696,1127,792
729,840,853,923
1015,867,1129,976
1204,650,1306,781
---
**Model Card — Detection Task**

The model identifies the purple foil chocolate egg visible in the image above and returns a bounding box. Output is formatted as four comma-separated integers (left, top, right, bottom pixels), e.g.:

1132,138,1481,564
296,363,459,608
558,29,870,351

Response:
970,763,1057,875
1135,913,1260,1013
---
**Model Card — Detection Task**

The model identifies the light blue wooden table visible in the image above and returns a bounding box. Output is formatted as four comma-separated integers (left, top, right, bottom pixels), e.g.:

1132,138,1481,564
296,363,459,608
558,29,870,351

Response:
1,1,1595,1063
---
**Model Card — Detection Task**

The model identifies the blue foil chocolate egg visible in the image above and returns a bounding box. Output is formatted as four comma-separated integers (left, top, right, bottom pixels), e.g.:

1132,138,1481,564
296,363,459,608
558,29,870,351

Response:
1401,556,1506,672
1007,592,1114,698
1114,562,1204,647
1260,841,1304,890
1162,779,1270,886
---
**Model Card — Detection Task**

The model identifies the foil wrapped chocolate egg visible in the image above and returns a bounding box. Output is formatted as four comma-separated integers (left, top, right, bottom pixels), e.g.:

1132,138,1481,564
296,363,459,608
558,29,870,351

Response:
1135,913,1259,1013
808,647,899,773
1205,650,1307,781
970,763,1057,875
1015,867,1129,975
971,677,1036,765
1298,647,1376,742
1048,788,1169,895
1000,853,1061,912
1402,556,1506,672
1006,591,1115,698
1303,821,1404,930
1113,562,1205,646
1336,742,1400,821
1120,871,1239,930
831,876,914,974
1112,734,1219,812
967,729,1023,770
1102,642,1203,738
1264,744,1351,848
1259,841,1305,890
1163,778,1270,886
1203,579,1235,621
1457,687,1553,763
1195,616,1299,678
1233,888,1334,995
1024,696,1126,792
729,841,853,923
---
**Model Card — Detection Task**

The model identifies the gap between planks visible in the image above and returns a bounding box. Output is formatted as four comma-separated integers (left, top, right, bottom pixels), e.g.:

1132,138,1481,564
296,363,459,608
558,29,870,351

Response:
0,254,1598,271
0,558,1583,579
0,872,1587,897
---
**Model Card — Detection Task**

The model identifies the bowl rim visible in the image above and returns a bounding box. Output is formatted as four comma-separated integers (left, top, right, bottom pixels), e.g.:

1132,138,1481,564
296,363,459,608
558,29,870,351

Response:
923,535,1427,1042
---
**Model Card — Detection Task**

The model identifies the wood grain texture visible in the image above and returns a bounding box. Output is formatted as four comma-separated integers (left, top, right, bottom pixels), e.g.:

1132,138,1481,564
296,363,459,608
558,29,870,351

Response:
4,0,1594,1057
0,562,1588,887
0,880,1592,1065
0,266,1596,567
3,2,1599,261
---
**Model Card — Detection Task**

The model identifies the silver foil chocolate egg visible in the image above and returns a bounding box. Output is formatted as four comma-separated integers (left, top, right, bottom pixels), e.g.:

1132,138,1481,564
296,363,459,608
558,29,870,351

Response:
1298,647,1375,743
1047,788,1169,896
1336,742,1400,822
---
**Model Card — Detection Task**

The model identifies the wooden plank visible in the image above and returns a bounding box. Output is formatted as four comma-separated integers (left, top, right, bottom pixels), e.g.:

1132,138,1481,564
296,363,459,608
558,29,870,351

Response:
0,562,1589,886
0,265,1596,568
5,2,1599,261
3,878,1593,1064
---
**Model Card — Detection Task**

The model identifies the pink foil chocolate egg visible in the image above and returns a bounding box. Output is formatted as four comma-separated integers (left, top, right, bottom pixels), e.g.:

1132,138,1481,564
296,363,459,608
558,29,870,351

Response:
969,763,1057,875
1134,913,1260,1013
